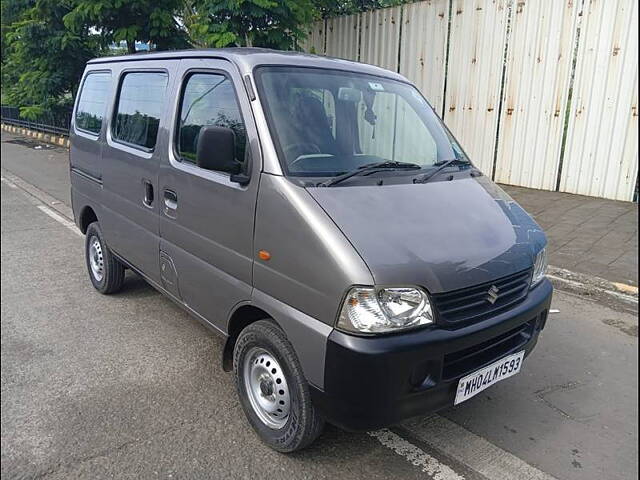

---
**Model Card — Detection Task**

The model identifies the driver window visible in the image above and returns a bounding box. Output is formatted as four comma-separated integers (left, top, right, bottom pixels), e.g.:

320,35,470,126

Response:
177,73,247,170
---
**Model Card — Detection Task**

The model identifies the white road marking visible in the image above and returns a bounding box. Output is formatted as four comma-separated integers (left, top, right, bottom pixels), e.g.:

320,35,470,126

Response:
36,204,83,237
1,176,18,188
403,415,559,480
368,429,465,480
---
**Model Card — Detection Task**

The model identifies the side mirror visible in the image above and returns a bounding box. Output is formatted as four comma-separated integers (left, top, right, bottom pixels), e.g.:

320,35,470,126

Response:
196,126,241,175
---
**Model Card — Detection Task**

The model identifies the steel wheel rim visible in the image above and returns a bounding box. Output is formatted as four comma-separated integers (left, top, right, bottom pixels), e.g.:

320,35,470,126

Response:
243,347,291,429
89,236,104,282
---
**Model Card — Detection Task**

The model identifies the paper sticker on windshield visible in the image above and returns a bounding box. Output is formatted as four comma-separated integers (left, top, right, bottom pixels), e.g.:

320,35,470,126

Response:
368,82,385,91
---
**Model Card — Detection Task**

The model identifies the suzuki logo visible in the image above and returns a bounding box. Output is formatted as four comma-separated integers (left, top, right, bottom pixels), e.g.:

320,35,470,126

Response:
486,285,500,304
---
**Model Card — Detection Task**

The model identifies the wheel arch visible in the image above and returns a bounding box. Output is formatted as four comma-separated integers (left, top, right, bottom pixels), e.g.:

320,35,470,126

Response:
221,294,332,390
222,304,275,372
78,205,98,234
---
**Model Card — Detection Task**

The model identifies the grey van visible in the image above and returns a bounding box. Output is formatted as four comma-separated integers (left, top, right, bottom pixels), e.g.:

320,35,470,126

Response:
70,48,552,452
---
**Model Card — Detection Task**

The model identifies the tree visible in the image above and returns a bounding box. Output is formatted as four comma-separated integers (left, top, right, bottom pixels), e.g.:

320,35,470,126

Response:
313,0,406,18
1,0,98,117
186,0,316,50
64,0,190,54
1,0,375,118
1,0,32,68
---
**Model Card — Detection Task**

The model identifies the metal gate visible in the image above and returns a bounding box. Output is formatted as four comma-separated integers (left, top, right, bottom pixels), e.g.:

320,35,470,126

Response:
303,0,639,202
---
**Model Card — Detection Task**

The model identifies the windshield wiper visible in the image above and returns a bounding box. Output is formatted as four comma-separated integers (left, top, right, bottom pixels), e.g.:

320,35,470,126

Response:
318,161,422,187
413,158,471,184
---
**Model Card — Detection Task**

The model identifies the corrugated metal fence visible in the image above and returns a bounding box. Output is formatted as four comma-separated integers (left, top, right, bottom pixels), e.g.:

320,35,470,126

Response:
303,0,639,202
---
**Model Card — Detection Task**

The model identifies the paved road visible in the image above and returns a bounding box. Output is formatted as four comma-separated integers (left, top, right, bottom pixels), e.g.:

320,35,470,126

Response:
1,135,638,479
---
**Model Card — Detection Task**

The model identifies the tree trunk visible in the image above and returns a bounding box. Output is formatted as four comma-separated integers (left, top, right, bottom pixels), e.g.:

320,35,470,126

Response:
127,39,136,54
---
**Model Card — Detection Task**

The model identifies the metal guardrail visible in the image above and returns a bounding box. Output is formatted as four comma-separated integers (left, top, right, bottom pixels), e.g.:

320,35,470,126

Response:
1,105,71,136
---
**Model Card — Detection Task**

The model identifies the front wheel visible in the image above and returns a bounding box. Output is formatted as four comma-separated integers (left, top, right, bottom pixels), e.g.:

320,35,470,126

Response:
233,320,324,452
85,222,125,294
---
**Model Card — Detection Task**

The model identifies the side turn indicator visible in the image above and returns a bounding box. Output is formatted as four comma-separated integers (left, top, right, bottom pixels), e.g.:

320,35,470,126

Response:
258,250,271,261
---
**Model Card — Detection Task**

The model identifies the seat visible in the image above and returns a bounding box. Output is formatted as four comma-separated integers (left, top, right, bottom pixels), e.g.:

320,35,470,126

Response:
291,94,337,156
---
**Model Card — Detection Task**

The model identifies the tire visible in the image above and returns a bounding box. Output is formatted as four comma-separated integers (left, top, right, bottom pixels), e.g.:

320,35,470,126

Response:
233,320,324,452
85,221,125,294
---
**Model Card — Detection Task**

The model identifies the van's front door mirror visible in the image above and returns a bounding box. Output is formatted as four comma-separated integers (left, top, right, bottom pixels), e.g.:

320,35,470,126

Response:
196,126,240,174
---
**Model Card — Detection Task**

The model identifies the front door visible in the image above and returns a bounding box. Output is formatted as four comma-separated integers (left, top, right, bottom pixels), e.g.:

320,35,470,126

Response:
100,60,178,283
158,58,261,330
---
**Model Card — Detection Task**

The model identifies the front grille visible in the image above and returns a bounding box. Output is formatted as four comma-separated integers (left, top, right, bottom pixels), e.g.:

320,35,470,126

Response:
442,319,536,380
432,268,532,327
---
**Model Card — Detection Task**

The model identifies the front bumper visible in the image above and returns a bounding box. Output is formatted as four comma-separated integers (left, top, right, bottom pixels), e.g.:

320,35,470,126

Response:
310,279,553,431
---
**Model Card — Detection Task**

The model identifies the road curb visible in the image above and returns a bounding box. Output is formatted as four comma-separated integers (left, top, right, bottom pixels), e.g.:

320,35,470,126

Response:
547,266,638,313
1,122,70,148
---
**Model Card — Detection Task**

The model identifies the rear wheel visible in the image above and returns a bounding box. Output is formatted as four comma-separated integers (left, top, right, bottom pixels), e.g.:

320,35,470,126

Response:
233,320,324,452
85,222,125,294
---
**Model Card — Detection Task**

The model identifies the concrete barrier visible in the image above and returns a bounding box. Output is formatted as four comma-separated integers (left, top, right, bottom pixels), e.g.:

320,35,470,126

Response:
1,123,70,148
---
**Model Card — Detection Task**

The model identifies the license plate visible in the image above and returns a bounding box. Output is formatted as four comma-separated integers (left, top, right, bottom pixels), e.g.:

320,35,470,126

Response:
454,351,525,405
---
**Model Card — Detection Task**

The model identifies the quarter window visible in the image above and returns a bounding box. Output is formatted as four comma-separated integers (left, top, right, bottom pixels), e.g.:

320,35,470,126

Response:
113,72,168,150
75,72,111,134
177,73,247,171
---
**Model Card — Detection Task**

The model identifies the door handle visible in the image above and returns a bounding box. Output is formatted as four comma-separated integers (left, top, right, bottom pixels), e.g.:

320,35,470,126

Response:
163,189,178,215
143,180,154,207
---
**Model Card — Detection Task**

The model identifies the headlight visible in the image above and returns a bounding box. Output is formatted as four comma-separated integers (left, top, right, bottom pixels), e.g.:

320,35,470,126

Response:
531,248,548,287
337,286,433,334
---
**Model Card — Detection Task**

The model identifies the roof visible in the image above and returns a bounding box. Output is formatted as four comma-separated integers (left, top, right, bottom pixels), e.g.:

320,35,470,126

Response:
86,47,407,82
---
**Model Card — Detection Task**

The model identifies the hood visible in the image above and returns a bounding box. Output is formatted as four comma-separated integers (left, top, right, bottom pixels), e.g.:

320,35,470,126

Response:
306,176,546,294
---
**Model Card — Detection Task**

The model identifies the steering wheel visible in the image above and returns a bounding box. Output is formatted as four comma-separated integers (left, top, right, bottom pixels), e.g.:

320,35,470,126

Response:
284,143,321,167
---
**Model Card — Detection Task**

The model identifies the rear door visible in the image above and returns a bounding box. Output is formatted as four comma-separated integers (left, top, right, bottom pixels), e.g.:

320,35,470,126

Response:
100,60,178,283
70,69,113,219
158,58,261,330
70,69,112,185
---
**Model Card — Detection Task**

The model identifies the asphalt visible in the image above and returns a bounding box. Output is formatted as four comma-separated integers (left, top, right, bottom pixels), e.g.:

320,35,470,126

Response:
1,133,638,479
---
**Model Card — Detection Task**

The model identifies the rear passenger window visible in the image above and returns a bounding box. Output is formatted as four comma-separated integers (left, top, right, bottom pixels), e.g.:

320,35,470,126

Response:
75,72,111,134
177,73,247,168
113,72,168,150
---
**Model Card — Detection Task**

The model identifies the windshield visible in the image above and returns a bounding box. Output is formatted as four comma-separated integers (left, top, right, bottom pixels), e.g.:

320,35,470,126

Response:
255,66,465,179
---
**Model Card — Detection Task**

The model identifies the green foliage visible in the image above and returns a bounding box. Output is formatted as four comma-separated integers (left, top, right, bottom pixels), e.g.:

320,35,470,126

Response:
313,0,407,18
1,0,32,66
1,0,405,117
1,0,98,118
187,0,316,49
64,0,190,53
